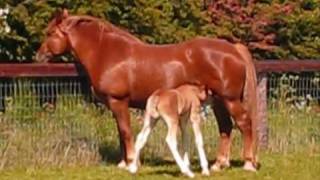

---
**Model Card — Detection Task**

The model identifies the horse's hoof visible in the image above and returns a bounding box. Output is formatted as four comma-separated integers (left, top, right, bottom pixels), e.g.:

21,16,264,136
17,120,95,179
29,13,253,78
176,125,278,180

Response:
117,160,127,169
224,161,231,168
202,169,210,176
211,163,221,172
243,161,257,172
211,160,230,172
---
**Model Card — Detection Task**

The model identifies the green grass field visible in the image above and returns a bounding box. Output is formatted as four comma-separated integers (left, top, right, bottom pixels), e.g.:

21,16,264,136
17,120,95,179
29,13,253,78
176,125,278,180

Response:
1,152,319,180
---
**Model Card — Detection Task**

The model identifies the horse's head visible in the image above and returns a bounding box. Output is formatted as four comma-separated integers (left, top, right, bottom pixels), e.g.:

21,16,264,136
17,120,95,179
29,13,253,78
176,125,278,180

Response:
36,9,71,63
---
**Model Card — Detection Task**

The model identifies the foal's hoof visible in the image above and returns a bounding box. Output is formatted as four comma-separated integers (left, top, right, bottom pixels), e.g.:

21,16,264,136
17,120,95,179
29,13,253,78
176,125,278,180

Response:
183,170,195,178
127,163,138,174
202,169,210,176
243,161,257,172
117,160,127,169
182,169,195,178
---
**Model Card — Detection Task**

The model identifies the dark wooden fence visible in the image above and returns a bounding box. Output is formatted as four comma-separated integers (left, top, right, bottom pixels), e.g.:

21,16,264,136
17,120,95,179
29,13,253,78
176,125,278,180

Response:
0,60,319,148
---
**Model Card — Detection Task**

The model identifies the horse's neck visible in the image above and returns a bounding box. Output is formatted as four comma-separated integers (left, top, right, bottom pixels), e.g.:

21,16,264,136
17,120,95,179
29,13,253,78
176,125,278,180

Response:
68,24,136,68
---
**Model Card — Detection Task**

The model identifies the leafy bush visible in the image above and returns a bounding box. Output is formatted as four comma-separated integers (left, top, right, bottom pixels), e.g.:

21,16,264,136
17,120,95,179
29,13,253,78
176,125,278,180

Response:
207,0,320,59
0,0,320,61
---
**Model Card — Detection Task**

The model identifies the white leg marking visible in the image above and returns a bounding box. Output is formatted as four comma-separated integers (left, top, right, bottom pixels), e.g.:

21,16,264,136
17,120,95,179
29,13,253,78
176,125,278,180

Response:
164,116,194,178
128,112,156,174
191,119,209,176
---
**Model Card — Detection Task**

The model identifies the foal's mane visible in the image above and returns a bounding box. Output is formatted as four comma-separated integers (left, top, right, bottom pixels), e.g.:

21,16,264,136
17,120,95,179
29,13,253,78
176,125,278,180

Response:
66,15,143,43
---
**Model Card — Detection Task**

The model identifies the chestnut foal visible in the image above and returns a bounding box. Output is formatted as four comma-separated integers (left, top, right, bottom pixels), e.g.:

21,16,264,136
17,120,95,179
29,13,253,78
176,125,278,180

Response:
128,85,209,178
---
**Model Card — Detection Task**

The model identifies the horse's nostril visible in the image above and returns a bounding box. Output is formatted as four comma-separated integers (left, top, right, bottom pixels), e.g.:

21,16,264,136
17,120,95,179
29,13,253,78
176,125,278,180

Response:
35,52,51,63
35,53,43,62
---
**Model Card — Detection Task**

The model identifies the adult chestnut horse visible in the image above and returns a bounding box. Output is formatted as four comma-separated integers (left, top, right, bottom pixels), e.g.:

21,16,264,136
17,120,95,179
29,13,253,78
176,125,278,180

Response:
36,9,258,171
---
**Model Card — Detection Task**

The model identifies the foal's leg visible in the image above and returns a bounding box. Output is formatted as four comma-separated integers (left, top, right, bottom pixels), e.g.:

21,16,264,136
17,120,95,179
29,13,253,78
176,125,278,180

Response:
128,112,158,173
180,114,191,168
211,98,232,171
108,97,135,168
190,109,209,176
163,114,195,178
224,99,256,171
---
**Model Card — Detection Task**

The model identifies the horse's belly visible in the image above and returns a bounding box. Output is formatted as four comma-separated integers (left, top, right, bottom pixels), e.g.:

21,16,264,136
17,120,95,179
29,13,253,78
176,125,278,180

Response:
129,60,192,100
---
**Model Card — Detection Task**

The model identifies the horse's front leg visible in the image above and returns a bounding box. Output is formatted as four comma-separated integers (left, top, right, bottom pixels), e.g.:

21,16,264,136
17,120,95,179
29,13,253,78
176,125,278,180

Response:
108,97,135,168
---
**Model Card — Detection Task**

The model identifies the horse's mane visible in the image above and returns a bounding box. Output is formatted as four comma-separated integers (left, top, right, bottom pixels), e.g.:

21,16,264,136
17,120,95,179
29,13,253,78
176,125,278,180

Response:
66,15,143,43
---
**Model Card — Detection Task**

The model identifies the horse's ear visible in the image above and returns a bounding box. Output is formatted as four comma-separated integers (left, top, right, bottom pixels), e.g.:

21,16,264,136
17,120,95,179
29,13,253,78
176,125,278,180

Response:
62,9,69,18
55,8,69,24
60,17,93,33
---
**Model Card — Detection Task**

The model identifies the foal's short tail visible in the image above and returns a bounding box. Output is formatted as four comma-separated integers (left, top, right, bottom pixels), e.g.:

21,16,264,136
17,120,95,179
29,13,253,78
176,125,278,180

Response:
146,95,160,119
234,43,259,164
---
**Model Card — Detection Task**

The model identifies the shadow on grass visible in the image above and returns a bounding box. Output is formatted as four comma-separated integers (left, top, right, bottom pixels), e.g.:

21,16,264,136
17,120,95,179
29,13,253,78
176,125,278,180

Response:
145,157,262,176
209,159,262,170
98,143,121,164
142,159,182,177
145,169,182,177
97,144,261,174
140,158,253,176
144,158,246,168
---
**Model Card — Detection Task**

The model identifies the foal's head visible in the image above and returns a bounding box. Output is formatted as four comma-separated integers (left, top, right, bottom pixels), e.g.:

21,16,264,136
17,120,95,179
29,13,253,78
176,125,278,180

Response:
195,85,207,101
179,84,207,101
36,9,71,62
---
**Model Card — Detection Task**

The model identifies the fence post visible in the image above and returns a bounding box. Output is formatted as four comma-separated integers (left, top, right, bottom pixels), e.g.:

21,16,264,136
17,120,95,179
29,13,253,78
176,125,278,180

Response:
257,73,268,148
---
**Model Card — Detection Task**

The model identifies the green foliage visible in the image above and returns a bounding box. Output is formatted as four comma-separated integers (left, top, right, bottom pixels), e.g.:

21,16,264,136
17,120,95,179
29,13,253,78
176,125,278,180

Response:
106,0,215,44
0,0,214,62
0,0,320,61
207,0,320,59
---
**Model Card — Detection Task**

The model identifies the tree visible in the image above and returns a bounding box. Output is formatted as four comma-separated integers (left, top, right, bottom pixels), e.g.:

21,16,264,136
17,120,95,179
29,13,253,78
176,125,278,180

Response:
1,0,320,62
207,0,320,59
0,0,215,62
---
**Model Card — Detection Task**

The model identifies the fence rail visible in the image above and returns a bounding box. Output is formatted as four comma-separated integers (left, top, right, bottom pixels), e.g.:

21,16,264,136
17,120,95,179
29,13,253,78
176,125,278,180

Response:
1,60,320,77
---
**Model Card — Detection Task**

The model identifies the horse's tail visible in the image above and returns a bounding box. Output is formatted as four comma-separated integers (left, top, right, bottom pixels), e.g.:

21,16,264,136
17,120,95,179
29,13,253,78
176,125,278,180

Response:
234,43,259,164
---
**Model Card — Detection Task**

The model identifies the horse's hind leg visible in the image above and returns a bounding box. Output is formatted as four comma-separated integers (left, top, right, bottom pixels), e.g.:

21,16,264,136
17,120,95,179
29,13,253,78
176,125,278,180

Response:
223,99,256,171
211,97,232,171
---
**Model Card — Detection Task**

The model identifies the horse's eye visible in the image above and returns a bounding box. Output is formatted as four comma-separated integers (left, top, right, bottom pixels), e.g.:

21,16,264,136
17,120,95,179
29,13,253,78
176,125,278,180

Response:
46,29,56,36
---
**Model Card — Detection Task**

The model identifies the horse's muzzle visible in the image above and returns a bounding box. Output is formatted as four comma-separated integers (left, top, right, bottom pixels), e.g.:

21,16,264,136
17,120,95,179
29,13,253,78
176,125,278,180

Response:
35,52,52,63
